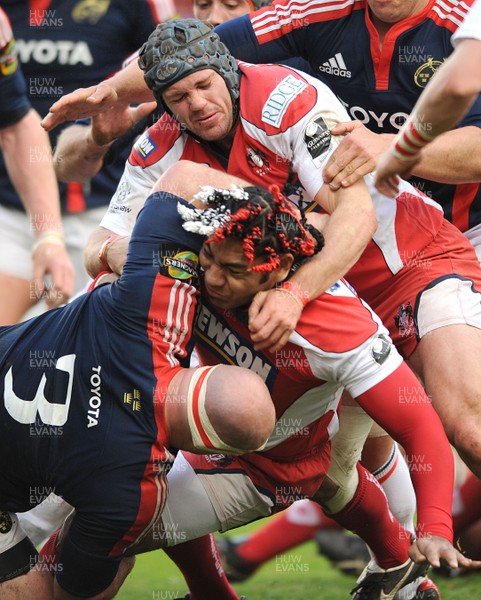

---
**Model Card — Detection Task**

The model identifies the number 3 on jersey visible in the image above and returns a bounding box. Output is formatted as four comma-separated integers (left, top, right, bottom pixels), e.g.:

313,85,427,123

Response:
3,354,75,426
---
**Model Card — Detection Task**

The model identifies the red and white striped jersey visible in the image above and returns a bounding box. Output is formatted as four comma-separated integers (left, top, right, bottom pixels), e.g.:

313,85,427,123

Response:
103,60,445,294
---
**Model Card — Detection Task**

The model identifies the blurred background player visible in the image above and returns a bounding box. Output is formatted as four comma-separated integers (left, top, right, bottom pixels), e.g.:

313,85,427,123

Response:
375,0,481,209
0,6,74,316
0,0,175,324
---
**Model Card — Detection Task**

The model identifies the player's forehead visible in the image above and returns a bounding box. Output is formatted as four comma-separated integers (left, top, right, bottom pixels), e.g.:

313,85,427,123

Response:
205,237,248,265
163,70,220,97
193,0,251,9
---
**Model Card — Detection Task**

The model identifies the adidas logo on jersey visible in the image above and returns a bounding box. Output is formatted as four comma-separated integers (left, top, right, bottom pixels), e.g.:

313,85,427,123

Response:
319,53,351,78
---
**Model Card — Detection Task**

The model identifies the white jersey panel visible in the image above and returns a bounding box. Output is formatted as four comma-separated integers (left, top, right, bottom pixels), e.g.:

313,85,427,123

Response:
99,131,185,235
263,383,342,450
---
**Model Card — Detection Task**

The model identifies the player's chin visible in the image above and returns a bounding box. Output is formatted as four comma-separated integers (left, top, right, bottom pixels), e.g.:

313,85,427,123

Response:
208,296,231,309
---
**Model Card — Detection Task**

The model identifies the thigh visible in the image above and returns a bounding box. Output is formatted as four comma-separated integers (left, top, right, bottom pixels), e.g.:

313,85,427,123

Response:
0,206,33,281
127,450,275,555
166,451,274,536
409,324,481,428
322,401,373,512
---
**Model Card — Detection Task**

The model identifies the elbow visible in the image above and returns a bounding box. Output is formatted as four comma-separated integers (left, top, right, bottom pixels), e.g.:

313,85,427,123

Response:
431,61,480,109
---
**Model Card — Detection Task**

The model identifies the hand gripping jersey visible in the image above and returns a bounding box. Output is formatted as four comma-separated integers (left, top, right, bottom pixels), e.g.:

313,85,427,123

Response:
0,0,171,214
216,0,481,232
0,193,201,596
0,7,30,128
191,278,453,540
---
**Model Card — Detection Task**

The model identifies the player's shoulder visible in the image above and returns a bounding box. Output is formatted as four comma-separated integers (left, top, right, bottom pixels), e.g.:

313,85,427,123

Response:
138,193,203,253
296,280,379,353
238,61,318,134
426,0,474,32
129,114,183,168
250,0,363,41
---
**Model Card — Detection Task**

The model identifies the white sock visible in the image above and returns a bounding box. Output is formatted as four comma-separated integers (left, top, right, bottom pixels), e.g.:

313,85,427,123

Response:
372,443,416,535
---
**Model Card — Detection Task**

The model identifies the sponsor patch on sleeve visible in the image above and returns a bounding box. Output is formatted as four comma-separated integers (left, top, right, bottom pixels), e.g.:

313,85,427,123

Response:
135,134,158,159
304,116,331,167
158,244,199,285
369,334,392,365
0,39,18,77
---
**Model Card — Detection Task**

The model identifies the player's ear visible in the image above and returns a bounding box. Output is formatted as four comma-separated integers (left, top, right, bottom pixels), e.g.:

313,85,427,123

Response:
272,253,294,284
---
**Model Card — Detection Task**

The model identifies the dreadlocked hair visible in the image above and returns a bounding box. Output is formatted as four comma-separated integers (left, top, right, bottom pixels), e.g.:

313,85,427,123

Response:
179,184,324,273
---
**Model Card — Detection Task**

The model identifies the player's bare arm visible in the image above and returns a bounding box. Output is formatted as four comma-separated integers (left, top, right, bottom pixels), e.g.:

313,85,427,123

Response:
1,109,75,308
248,178,377,351
84,227,129,278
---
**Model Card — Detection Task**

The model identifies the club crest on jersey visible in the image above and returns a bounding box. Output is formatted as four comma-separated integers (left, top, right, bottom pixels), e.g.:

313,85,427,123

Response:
414,57,444,88
72,0,111,24
158,244,199,283
394,301,415,338
135,135,158,159
205,454,235,467
304,117,331,167
246,146,270,176
370,334,392,365
262,75,307,127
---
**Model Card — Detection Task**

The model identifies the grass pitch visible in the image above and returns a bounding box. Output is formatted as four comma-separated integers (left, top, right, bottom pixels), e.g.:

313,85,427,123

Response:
117,521,481,600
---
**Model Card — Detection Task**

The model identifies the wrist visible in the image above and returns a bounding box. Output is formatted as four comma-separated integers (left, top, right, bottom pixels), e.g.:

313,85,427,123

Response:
275,280,310,309
85,128,112,156
392,118,435,162
98,234,120,268
32,230,65,254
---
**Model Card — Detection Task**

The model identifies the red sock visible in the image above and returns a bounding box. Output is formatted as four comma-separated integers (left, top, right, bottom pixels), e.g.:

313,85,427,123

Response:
317,512,343,530
331,464,411,568
39,530,61,575
453,472,481,533
236,502,323,566
163,535,239,600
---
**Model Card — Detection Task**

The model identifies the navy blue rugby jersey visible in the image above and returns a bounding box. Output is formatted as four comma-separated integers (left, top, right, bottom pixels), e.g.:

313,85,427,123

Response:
0,193,202,594
0,0,166,213
216,0,481,232
0,7,30,127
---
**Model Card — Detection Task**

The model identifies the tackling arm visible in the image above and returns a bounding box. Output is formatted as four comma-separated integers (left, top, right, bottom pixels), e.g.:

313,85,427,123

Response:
248,178,377,351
